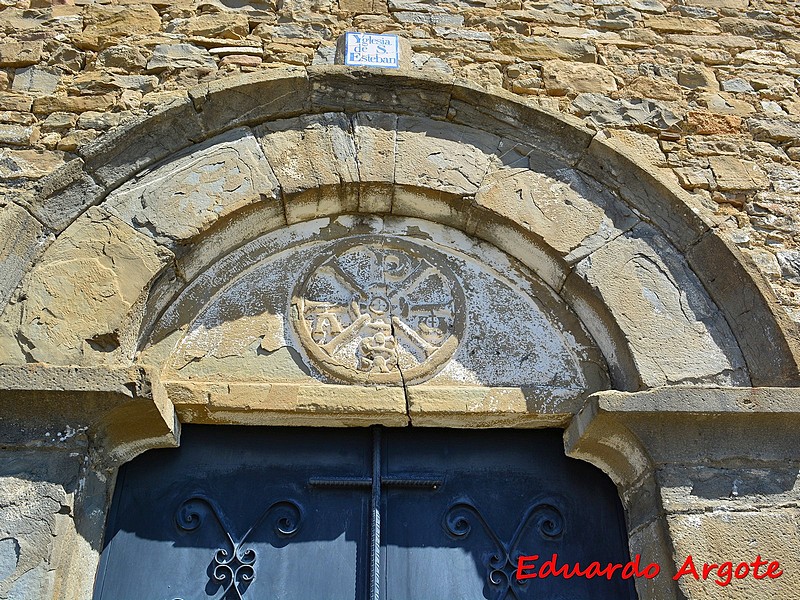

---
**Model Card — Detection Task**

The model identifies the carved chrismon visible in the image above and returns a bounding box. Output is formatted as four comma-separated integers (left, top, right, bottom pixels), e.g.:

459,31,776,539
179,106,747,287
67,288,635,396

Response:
292,237,465,384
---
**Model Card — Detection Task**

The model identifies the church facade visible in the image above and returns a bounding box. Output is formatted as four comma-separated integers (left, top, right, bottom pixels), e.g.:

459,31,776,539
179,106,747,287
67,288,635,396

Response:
1,0,799,598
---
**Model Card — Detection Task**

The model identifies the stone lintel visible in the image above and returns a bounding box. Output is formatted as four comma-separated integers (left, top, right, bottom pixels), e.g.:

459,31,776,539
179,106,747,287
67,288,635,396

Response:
164,380,409,427
566,387,800,472
408,386,581,428
0,365,178,464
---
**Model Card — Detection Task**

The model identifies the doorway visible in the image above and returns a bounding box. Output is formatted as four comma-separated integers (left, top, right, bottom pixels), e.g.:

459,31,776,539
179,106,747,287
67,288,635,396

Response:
93,426,636,600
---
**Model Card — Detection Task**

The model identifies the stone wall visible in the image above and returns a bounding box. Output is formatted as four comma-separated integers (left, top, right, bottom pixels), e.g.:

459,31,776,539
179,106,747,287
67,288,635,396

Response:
2,1,800,599
1,0,799,321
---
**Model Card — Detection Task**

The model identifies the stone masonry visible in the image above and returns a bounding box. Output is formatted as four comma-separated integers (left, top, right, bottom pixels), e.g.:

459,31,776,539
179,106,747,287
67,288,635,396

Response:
1,1,800,600
0,0,799,320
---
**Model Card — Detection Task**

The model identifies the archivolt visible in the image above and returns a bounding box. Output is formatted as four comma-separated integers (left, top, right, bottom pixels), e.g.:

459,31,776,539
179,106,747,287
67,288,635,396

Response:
1,67,798,390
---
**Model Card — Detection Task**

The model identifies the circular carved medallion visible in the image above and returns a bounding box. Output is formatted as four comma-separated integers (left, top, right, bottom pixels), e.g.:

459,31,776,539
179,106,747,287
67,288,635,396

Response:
292,237,465,384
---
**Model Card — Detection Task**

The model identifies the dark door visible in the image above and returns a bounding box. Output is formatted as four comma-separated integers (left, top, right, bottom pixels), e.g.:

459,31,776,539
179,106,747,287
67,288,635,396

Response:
93,426,637,600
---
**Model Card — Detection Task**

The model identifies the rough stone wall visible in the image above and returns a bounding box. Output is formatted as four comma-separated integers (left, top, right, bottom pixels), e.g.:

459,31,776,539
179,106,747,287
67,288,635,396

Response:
1,0,799,320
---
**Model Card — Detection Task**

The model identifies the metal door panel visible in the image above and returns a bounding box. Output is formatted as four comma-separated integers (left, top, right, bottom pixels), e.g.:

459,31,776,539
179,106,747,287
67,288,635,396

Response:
94,426,636,600
381,428,637,600
94,427,370,600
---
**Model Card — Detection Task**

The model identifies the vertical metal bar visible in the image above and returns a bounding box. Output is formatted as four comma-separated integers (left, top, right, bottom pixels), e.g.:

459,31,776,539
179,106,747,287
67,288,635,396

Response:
369,426,381,600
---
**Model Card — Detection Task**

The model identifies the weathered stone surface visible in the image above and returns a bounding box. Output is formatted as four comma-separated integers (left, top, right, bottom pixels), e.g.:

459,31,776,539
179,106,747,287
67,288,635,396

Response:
408,387,576,427
0,203,46,314
106,128,280,246
78,5,162,50
168,13,250,39
678,64,718,91
97,45,148,71
309,66,452,119
476,149,638,263
645,15,721,34
736,49,795,66
572,93,682,130
667,512,800,599
79,96,205,189
0,124,37,146
624,75,683,101
542,60,617,95
0,41,42,67
573,223,749,387
339,0,388,13
748,117,800,145
352,111,397,212
31,94,115,115
0,452,80,600
22,158,104,232
166,381,407,426
10,66,60,96
395,116,499,195
146,44,217,72
255,112,358,223
6,208,172,365
687,111,742,134
495,35,596,62
709,156,768,192
189,68,311,134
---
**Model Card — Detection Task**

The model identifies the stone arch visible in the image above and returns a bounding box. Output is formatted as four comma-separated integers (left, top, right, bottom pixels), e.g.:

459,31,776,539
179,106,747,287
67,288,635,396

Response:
3,69,797,384
2,67,800,599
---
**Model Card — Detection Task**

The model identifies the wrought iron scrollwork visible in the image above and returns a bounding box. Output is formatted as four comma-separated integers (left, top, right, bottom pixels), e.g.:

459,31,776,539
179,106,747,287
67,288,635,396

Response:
443,499,565,600
172,495,302,600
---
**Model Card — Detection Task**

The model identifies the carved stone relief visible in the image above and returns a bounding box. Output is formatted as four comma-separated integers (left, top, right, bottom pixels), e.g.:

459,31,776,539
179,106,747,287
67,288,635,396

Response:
152,216,611,402
293,237,465,384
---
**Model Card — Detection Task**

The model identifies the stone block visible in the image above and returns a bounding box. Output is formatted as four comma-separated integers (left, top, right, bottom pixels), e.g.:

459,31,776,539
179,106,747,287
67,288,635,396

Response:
687,111,742,134
0,124,37,146
450,80,595,165
394,115,500,196
353,111,397,212
168,13,250,39
106,128,280,246
666,511,800,599
24,158,104,232
97,45,148,70
0,41,42,67
747,117,800,145
78,4,162,50
644,15,721,34
408,386,579,427
576,131,709,252
166,381,408,426
8,208,172,365
339,0,388,14
475,151,638,264
494,35,596,62
309,66,453,119
0,203,46,315
188,68,311,135
31,94,115,115
10,66,61,96
256,111,358,197
0,451,80,600
573,222,749,387
686,232,800,386
572,93,683,130
542,60,617,95
79,96,205,189
708,156,768,192
146,44,217,72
